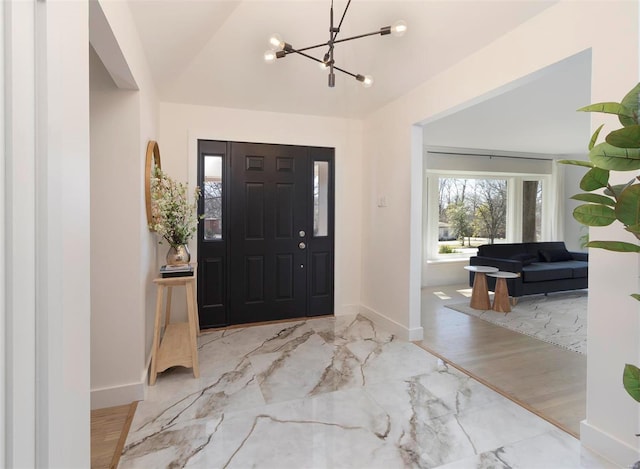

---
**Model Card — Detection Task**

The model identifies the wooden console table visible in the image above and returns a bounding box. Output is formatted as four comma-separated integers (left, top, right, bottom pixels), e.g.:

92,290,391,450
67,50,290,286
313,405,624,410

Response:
149,275,200,385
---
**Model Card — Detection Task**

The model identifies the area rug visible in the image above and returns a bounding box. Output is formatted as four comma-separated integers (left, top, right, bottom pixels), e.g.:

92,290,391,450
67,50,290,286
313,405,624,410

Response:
445,290,587,355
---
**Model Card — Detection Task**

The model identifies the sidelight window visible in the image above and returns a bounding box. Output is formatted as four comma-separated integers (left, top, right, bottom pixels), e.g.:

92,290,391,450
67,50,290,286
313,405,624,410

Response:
204,155,223,240
313,161,329,237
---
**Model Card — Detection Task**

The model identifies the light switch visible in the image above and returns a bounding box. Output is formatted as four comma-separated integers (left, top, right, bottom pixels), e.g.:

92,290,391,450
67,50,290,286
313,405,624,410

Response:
377,195,387,207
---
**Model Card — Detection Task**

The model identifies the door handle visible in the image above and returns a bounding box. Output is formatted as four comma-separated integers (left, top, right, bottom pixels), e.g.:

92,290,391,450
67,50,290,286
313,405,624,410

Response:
299,230,306,238
298,242,306,250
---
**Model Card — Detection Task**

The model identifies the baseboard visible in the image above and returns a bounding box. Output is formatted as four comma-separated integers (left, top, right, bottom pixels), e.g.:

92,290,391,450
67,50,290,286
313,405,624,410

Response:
335,304,361,316
91,381,145,410
580,419,639,467
358,305,424,341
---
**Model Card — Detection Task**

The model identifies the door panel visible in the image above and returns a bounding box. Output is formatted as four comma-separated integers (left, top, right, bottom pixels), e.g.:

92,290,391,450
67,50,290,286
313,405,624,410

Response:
197,140,334,327
307,147,334,316
197,140,228,328
228,142,308,324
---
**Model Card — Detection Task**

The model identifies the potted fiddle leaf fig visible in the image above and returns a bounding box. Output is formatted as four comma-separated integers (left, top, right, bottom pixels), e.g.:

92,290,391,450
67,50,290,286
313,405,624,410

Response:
560,82,640,406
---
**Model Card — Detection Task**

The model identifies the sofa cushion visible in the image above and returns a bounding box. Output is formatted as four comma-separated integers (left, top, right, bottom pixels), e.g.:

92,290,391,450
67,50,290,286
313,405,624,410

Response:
539,248,573,262
510,253,538,266
477,244,527,259
522,262,574,282
561,261,588,278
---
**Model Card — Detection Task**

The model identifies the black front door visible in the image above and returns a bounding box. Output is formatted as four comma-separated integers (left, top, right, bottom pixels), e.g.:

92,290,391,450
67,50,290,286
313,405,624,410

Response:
197,140,334,327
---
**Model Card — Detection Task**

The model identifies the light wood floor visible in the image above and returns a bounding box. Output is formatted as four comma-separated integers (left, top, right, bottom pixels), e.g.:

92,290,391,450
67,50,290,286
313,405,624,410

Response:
417,284,586,438
91,402,137,469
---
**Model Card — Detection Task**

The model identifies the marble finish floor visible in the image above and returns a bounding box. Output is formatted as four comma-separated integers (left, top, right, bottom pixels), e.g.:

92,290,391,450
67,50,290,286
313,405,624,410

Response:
120,315,612,468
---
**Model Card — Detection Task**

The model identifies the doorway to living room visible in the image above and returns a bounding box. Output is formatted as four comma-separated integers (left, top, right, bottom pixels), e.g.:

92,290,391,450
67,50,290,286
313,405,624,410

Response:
415,50,592,437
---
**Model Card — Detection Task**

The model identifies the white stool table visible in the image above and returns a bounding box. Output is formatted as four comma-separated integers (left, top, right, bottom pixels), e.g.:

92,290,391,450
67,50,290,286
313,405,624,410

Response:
464,265,499,310
486,271,520,313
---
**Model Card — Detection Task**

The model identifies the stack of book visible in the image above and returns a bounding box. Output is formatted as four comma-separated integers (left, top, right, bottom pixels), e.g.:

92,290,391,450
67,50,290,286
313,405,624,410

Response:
160,264,194,278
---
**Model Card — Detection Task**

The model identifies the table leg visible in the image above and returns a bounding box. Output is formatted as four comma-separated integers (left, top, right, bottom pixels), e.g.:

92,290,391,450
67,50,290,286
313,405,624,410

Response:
149,285,164,386
470,272,492,310
492,277,511,313
164,286,173,328
186,280,200,379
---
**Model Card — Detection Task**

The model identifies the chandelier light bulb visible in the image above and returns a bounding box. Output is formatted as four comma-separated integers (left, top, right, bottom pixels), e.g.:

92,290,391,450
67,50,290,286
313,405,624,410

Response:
268,33,284,51
319,61,329,70
264,50,277,63
363,75,374,88
391,20,407,37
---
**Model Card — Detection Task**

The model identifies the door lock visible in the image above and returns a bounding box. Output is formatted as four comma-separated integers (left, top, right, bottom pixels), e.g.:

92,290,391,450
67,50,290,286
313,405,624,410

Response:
299,230,306,238
298,242,306,250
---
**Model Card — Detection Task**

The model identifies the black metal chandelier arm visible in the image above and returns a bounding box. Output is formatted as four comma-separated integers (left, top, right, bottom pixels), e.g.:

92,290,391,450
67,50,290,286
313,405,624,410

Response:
283,42,330,54
281,26,390,57
332,28,391,45
284,47,360,80
332,0,352,41
285,48,325,65
332,64,358,80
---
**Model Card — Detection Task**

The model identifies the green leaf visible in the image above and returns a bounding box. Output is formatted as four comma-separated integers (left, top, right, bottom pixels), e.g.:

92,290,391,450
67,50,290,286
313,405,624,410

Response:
573,204,616,226
589,142,640,171
570,193,615,207
578,102,634,118
631,294,640,302
558,159,594,168
587,241,640,252
623,364,640,403
606,125,640,149
604,180,636,198
589,124,605,150
579,167,609,191
616,185,640,226
620,83,640,126
625,224,640,236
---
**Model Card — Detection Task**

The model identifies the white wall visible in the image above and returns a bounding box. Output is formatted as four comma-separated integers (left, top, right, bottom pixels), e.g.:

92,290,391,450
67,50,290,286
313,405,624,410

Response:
158,102,363,320
39,2,92,464
362,1,639,465
90,0,159,409
563,156,590,252
4,1,37,465
90,47,147,406
3,0,91,466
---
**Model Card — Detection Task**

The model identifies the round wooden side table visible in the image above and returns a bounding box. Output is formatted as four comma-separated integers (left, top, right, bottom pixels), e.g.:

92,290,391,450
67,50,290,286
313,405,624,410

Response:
464,265,499,310
486,271,520,313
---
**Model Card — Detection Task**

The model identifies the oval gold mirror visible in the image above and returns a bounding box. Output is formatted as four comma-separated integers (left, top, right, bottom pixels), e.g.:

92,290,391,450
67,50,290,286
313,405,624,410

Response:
145,140,162,229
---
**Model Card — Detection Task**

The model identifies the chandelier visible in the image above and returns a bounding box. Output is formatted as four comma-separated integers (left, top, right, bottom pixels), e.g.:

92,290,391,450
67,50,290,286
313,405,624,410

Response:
263,0,407,88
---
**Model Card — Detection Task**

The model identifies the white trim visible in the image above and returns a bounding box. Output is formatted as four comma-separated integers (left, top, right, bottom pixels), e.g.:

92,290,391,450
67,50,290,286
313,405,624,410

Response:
359,305,424,342
334,304,360,316
409,125,424,338
0,0,6,464
4,1,37,466
580,420,638,467
91,382,146,410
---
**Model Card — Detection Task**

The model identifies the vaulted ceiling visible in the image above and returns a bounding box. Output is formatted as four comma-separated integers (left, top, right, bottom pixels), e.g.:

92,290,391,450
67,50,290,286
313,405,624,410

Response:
128,0,558,119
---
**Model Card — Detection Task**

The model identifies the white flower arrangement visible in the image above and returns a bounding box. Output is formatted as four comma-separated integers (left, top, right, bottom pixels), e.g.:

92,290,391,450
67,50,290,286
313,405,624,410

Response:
149,167,201,248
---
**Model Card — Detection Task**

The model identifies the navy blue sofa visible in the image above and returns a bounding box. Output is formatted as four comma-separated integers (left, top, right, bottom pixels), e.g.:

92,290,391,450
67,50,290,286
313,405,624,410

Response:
469,241,588,298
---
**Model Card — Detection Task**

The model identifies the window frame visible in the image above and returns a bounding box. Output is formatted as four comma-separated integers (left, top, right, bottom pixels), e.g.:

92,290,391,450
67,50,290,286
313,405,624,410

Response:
425,170,551,261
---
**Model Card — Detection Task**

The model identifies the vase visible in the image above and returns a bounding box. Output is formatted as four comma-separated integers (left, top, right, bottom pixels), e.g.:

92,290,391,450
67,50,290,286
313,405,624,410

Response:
166,244,191,266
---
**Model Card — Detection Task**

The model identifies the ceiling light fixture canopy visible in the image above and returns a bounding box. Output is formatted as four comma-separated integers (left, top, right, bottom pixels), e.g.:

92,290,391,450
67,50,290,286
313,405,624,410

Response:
263,0,406,88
